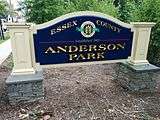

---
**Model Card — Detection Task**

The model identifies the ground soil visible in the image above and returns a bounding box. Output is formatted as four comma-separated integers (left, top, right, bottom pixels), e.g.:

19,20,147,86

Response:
0,56,160,120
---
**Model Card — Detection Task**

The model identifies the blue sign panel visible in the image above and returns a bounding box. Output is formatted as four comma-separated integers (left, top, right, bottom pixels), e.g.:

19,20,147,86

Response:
34,15,133,65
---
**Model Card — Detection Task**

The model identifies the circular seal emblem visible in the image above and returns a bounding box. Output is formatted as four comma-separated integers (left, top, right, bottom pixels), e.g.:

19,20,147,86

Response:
81,21,96,38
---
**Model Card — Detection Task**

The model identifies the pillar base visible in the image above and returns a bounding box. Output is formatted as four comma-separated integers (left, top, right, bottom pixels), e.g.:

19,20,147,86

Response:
11,68,36,75
126,60,160,71
114,63,159,92
6,70,44,105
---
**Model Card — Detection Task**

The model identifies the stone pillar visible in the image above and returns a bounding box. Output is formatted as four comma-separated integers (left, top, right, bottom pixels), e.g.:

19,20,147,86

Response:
118,23,160,92
5,23,44,104
127,22,159,71
6,23,35,75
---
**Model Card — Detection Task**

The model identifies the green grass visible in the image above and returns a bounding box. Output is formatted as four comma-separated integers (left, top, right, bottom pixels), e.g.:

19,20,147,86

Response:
0,31,10,44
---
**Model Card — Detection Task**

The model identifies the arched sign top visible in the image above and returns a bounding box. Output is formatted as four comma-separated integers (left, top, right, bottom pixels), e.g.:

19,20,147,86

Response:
36,11,132,30
34,11,134,65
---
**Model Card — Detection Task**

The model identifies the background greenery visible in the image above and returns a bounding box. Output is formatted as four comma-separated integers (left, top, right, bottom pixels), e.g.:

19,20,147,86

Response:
0,32,10,44
0,0,8,18
20,0,118,24
131,0,160,65
13,0,160,65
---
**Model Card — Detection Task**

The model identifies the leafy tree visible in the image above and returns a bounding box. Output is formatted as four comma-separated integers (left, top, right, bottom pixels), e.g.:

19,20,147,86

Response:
113,0,136,22
20,0,66,24
132,0,160,65
21,0,118,24
65,0,117,17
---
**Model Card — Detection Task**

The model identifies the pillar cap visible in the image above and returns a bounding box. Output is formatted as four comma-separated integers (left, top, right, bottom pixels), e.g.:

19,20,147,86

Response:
130,22,156,28
4,23,33,29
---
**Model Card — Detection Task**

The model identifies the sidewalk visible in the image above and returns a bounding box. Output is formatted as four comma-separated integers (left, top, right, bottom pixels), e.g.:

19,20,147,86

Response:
0,39,12,65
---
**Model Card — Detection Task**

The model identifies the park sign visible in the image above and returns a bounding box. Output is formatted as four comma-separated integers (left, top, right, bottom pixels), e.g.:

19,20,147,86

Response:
34,12,133,65
6,11,157,104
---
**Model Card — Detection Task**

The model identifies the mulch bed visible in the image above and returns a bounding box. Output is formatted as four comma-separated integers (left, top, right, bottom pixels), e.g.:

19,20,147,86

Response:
0,55,160,120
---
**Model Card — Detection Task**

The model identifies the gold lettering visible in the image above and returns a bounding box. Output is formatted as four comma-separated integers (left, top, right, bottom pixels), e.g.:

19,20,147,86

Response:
113,27,117,32
108,24,114,31
45,43,125,56
45,47,56,53
57,26,62,32
87,53,96,60
61,24,67,29
69,54,77,61
96,20,121,33
107,44,117,50
57,46,67,53
72,20,78,26
117,28,121,33
96,20,101,25
69,46,78,53
77,54,86,60
97,52,105,59
51,20,78,35
103,23,108,28
116,43,125,50
89,45,97,52
51,29,56,35
79,45,88,52
67,22,72,28
99,44,106,51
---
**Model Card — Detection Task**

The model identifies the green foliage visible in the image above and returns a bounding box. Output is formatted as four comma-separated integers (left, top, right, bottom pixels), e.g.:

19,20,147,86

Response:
113,0,139,23
22,0,118,24
0,0,8,18
117,0,134,22
131,0,160,65
21,0,65,24
132,0,160,22
65,0,117,17
0,32,10,44
131,0,160,47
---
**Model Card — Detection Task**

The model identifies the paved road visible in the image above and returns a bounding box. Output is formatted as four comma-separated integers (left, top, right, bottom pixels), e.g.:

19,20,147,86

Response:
0,39,11,65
